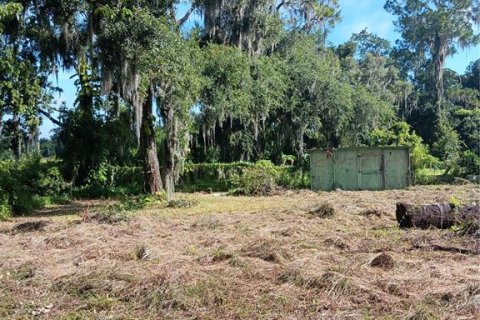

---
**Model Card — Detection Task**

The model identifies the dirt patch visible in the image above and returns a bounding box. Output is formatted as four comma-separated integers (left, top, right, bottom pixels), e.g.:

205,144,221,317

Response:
370,253,395,270
324,237,350,250
10,221,48,234
8,263,36,280
360,208,386,217
308,203,335,218
167,199,198,208
241,237,291,263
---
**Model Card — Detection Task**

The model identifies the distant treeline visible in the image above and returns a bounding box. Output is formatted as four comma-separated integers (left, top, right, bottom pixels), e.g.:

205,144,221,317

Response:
0,0,479,199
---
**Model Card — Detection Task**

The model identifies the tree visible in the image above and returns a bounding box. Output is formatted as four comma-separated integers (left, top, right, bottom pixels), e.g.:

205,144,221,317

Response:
385,0,480,118
0,47,50,160
149,34,203,198
281,36,352,152
194,0,340,55
95,4,169,195
462,59,480,90
0,2,21,32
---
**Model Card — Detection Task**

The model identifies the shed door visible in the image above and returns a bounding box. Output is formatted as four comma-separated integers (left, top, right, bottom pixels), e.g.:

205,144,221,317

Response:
357,154,384,190
311,151,334,191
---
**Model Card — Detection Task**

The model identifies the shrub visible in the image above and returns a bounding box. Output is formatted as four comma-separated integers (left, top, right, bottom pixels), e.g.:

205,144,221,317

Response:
37,165,68,196
431,122,462,166
230,160,279,195
368,121,441,183
0,155,69,216
277,165,310,189
75,163,143,198
0,192,11,220
179,162,253,192
457,150,480,176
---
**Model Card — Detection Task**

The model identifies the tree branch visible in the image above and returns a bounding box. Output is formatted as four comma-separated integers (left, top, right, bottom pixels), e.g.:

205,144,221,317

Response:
39,109,62,127
177,5,195,27
276,0,287,12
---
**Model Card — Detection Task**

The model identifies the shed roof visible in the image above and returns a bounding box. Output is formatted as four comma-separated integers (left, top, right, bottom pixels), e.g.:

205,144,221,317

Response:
308,146,410,153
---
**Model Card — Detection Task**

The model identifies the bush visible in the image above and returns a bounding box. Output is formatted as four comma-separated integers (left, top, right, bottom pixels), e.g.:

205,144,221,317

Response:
179,160,309,193
178,162,253,192
0,193,11,220
368,121,441,184
431,122,462,170
277,157,310,189
75,163,143,198
72,161,310,197
0,155,69,216
457,150,480,176
230,160,279,195
37,165,68,196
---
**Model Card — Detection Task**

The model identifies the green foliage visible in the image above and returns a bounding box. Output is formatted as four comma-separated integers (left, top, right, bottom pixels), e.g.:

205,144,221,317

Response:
74,163,143,198
414,168,445,185
458,151,480,176
180,160,310,193
277,154,310,189
368,121,440,181
452,106,480,155
167,199,197,208
0,156,69,216
431,122,462,167
201,44,252,125
66,161,309,196
179,162,253,192
230,160,279,195
0,3,22,32
0,192,11,220
385,0,480,118
1,0,478,200
348,85,396,146
37,166,66,196
277,166,310,189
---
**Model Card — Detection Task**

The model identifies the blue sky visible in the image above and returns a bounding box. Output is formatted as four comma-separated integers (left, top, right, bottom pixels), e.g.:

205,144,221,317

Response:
40,0,480,137
329,0,479,71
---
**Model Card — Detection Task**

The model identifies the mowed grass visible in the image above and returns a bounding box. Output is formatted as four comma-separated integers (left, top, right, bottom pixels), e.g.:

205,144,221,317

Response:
0,185,479,319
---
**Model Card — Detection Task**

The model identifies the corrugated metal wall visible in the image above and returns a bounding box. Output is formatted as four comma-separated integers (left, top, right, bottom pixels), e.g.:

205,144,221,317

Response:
310,147,410,191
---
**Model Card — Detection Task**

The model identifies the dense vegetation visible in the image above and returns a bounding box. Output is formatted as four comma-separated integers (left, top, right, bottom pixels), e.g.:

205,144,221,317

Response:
0,0,479,218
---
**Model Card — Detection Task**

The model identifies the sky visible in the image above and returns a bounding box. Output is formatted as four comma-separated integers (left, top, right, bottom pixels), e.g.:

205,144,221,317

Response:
40,0,480,137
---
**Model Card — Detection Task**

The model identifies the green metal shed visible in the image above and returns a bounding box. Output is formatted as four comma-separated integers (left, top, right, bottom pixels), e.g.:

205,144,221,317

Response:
310,147,410,191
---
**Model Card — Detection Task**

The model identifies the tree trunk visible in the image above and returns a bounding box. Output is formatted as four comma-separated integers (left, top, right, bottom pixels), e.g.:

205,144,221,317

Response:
0,109,3,136
133,72,142,147
432,35,446,118
26,122,40,154
140,85,163,195
13,113,22,162
296,126,304,160
396,202,480,230
162,104,177,200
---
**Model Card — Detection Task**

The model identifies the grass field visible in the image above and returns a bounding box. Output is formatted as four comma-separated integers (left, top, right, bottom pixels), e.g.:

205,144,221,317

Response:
1,185,479,319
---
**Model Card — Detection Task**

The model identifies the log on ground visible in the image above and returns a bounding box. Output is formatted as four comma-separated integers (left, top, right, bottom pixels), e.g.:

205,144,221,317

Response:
396,202,480,229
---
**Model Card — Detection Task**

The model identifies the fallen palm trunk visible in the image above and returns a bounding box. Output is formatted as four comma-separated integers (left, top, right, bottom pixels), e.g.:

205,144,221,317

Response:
396,202,480,230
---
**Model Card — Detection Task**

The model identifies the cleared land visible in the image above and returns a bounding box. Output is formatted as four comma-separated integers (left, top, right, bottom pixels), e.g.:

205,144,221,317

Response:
1,185,480,320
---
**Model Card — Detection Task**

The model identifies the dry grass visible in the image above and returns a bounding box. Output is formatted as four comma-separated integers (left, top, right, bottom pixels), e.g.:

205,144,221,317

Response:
0,185,479,319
